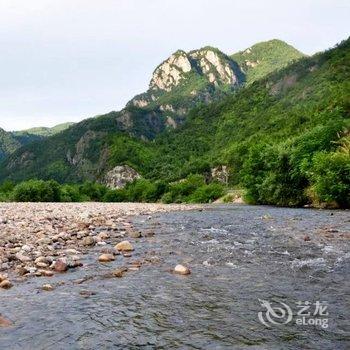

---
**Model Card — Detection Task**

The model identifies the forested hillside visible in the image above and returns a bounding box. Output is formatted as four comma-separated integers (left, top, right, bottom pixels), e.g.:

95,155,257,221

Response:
0,122,74,159
1,38,348,207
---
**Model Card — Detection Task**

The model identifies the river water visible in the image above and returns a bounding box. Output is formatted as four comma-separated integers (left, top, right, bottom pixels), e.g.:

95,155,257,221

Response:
0,205,349,349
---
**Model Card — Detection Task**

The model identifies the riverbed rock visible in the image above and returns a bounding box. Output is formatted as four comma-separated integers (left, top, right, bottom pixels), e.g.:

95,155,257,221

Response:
54,258,68,272
98,254,115,262
174,264,191,275
113,267,128,278
0,279,13,289
115,241,134,252
39,270,54,277
128,231,142,239
82,236,95,246
42,284,54,291
0,315,13,327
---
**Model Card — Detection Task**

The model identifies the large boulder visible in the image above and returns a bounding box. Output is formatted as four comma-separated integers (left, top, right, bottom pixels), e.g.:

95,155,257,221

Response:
103,165,141,189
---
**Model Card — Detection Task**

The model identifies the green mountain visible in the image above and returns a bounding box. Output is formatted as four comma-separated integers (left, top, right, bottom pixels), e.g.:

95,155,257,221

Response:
0,128,21,160
3,38,348,207
0,46,248,181
0,122,75,160
231,39,305,84
0,40,303,182
142,38,349,207
13,122,75,138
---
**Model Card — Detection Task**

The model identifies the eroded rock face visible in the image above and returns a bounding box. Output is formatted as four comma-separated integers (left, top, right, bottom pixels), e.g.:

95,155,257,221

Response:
103,165,141,189
191,49,238,86
150,50,192,91
148,48,243,94
211,165,229,184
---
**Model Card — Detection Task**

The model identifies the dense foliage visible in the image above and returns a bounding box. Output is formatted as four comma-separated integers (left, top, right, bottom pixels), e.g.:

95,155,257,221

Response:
0,177,225,204
0,128,21,160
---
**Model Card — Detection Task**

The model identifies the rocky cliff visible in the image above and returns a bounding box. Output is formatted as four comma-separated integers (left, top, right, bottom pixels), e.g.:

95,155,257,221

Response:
129,47,244,125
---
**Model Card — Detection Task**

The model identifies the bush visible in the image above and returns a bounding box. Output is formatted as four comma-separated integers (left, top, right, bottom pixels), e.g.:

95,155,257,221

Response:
103,189,127,202
79,181,108,201
309,152,350,207
188,183,224,203
162,174,206,203
60,184,84,202
13,179,61,202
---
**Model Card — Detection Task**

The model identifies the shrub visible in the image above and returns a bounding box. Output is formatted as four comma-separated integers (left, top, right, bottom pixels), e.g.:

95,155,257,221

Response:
79,181,108,201
60,184,84,202
162,174,206,203
309,152,350,207
103,189,127,202
188,183,224,203
13,179,61,202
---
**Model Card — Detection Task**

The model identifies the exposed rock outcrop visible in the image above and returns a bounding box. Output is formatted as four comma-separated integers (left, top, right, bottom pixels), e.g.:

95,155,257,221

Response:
103,165,141,189
211,165,229,184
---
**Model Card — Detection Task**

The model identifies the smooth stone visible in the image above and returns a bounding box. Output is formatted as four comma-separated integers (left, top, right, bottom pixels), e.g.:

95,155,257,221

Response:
82,236,95,246
79,290,96,297
0,279,13,289
0,316,13,327
54,259,68,272
174,264,191,275
113,267,128,278
128,231,142,238
98,254,115,262
42,284,54,291
39,270,54,277
115,241,134,252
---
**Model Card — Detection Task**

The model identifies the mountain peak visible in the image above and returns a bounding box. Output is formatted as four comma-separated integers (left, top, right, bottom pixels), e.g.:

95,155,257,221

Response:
148,46,243,94
231,39,305,83
149,50,192,92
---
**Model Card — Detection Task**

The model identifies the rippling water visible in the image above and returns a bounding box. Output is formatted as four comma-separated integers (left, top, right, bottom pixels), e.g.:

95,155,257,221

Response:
1,205,349,349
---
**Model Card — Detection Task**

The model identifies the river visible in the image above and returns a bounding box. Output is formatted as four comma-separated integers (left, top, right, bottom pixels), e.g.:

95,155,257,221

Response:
0,204,349,349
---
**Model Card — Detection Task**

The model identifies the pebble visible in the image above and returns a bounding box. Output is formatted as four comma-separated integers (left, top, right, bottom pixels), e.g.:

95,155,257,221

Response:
128,231,142,238
82,236,95,246
174,264,191,275
115,241,134,252
98,254,115,262
0,279,13,289
113,267,128,278
42,284,54,291
54,259,68,272
0,315,13,327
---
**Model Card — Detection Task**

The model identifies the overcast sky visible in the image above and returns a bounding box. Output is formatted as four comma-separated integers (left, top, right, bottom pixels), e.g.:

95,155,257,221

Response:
0,0,349,131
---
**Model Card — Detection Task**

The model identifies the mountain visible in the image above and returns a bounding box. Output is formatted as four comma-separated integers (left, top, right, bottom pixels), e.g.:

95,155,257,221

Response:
0,128,21,160
0,39,311,185
140,38,349,206
128,47,245,124
13,122,75,138
0,122,75,160
231,39,305,84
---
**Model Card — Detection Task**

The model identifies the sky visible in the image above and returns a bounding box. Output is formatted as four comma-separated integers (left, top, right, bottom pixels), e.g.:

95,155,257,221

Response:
0,0,349,131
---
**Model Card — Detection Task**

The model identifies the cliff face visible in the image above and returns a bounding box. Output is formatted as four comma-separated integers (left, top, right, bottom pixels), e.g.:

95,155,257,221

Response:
129,47,245,125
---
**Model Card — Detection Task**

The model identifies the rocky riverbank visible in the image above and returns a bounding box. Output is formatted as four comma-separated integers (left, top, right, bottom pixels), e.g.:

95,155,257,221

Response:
0,203,198,291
